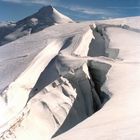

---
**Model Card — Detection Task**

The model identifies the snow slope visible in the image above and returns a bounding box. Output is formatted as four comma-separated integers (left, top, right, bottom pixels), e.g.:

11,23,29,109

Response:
0,6,140,140
53,18,140,140
0,21,101,139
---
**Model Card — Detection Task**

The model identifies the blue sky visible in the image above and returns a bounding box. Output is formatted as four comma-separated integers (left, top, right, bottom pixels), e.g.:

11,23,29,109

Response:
0,0,140,21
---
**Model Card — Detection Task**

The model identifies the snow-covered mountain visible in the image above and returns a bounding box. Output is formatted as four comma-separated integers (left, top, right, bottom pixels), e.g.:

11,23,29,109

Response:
0,6,73,46
0,5,140,140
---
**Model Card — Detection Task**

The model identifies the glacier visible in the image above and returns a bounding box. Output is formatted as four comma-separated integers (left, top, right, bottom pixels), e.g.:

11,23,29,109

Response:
0,6,140,140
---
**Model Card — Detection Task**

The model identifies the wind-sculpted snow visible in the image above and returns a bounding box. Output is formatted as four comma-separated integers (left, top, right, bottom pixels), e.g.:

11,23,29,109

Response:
0,21,105,139
0,18,116,139
0,22,91,94
53,19,140,140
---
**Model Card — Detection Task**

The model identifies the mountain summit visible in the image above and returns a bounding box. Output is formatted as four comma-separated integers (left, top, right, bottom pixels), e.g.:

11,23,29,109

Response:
0,6,73,46
17,6,73,26
35,6,73,24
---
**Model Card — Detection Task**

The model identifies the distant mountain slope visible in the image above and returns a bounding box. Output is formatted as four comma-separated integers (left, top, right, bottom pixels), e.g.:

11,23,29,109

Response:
0,6,73,46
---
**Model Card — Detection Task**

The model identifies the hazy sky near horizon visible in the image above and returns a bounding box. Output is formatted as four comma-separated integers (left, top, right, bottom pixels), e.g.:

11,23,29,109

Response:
0,0,140,21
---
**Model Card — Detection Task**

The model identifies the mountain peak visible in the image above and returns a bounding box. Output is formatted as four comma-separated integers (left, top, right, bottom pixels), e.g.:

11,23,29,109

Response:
37,5,54,16
0,6,73,46
35,5,73,24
